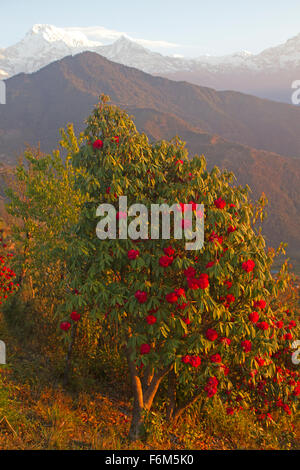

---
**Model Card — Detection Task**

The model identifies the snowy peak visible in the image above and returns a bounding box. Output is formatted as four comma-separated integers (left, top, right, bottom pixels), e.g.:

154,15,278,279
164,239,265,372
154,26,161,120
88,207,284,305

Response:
25,24,101,48
255,32,300,68
1,24,300,80
0,24,101,77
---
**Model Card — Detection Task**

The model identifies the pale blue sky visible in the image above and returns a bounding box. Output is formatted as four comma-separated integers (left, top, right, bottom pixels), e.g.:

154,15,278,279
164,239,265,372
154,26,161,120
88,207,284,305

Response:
1,0,300,56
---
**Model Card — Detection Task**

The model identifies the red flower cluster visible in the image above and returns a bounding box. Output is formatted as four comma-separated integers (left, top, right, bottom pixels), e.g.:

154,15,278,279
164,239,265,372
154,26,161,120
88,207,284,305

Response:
187,273,209,290
249,311,259,323
210,353,222,363
93,139,104,149
206,329,218,341
159,255,173,267
0,242,18,305
253,300,266,310
70,311,81,322
209,231,223,245
146,315,157,325
181,355,201,367
140,343,151,355
184,266,196,279
214,197,226,209
242,260,255,272
166,291,179,304
60,321,71,332
135,290,148,304
204,376,219,397
164,246,175,257
241,340,252,352
128,249,139,260
257,321,269,330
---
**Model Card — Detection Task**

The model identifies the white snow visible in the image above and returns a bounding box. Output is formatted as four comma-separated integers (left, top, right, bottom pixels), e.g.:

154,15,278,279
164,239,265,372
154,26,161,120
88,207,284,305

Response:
1,24,300,79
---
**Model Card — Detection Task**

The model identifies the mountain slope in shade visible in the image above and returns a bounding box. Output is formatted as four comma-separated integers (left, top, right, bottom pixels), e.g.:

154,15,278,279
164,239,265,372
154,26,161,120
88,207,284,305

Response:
0,52,299,253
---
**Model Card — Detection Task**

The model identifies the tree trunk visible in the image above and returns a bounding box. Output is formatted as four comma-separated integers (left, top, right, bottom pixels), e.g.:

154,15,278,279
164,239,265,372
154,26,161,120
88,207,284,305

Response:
129,398,145,441
126,347,172,441
166,369,177,421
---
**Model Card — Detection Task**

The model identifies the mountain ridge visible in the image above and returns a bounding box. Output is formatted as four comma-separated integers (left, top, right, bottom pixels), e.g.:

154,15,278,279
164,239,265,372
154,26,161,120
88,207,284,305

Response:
1,25,300,102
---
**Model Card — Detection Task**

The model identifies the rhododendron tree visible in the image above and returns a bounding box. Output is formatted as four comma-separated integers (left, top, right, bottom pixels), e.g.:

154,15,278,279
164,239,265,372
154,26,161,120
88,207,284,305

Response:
64,96,299,440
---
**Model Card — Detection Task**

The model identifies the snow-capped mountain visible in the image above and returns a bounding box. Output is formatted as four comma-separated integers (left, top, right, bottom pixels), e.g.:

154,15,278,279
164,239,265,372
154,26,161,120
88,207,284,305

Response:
0,24,101,78
94,36,195,73
2,24,300,78
1,24,300,102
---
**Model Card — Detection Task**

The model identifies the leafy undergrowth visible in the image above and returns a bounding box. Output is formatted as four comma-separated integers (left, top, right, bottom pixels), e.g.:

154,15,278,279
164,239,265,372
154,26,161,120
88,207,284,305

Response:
0,314,299,450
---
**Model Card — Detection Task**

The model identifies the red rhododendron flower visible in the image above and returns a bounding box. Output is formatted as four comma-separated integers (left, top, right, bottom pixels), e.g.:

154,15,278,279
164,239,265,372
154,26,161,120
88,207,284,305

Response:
282,404,291,415
135,290,148,304
184,266,196,279
220,337,231,346
148,307,159,314
253,300,266,310
128,249,139,260
210,354,222,363
159,255,173,267
177,302,188,310
209,231,223,245
113,136,119,144
163,246,175,257
227,225,237,234
255,356,265,367
206,261,215,269
146,315,157,325
93,139,103,149
257,321,269,330
70,311,81,322
214,197,226,209
206,329,218,341
189,355,201,368
188,273,209,290
220,364,230,375
288,320,296,329
204,376,219,397
241,340,252,352
242,260,255,272
276,320,284,328
166,292,178,304
60,321,71,332
249,311,259,323
224,280,232,289
181,355,191,364
226,294,235,304
284,333,293,340
140,343,151,355
174,288,186,298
